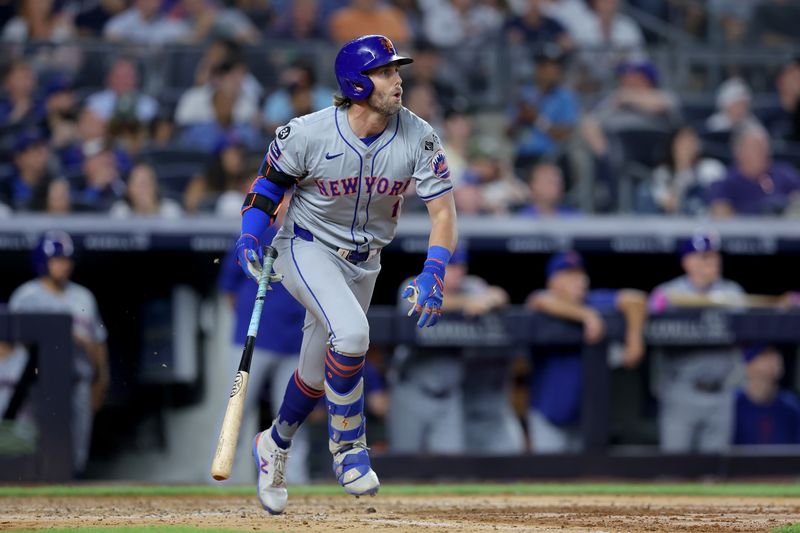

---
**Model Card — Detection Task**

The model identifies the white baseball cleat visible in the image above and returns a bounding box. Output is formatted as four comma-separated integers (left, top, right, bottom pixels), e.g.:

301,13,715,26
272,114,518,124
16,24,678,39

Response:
333,442,380,496
252,429,289,514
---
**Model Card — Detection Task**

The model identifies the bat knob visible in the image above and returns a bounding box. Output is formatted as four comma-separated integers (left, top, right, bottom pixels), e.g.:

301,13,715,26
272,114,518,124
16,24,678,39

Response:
263,245,279,260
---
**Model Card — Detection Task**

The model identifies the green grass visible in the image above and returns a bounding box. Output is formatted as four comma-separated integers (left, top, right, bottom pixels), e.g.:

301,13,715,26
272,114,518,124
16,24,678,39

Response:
1,482,800,498
772,525,800,533
8,528,270,533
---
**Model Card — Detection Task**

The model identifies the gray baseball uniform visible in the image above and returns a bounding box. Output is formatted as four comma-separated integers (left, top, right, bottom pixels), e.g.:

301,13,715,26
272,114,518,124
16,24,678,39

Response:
266,105,453,389
650,275,745,452
8,279,107,472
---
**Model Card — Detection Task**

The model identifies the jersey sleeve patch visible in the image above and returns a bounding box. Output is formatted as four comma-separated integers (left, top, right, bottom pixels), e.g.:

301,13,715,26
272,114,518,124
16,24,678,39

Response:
431,149,450,179
277,125,291,140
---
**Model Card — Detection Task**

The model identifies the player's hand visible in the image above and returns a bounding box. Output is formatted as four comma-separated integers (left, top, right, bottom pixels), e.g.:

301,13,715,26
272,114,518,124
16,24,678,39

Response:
582,309,605,344
236,234,262,282
402,272,444,328
622,334,645,368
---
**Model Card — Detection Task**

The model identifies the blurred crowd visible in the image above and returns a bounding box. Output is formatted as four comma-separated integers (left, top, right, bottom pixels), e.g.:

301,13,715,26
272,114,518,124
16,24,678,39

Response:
1,0,800,218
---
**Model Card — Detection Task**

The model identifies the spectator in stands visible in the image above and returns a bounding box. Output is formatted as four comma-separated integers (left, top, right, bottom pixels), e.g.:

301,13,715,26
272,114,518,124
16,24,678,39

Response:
85,57,159,125
9,230,109,476
183,135,248,213
262,61,333,133
704,77,760,135
441,107,473,188
709,124,800,217
734,345,800,445
104,0,189,44
73,138,125,212
747,0,800,48
179,0,260,44
1,0,75,43
30,176,72,215
175,58,259,131
404,83,443,131
507,46,578,173
402,41,461,115
455,137,529,215
0,60,43,130
191,38,263,105
418,0,504,48
214,154,257,218
270,0,327,40
42,74,78,147
2,129,55,211
329,0,410,46
75,0,126,38
504,0,572,50
526,251,646,453
569,0,645,85
109,162,182,218
707,0,753,44
178,83,261,152
517,162,578,217
58,107,112,176
649,231,744,453
637,125,725,215
759,58,800,143
539,0,594,38
583,60,681,142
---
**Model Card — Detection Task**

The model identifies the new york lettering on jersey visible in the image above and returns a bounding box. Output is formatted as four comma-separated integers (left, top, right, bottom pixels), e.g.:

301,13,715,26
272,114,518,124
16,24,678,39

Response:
264,106,452,252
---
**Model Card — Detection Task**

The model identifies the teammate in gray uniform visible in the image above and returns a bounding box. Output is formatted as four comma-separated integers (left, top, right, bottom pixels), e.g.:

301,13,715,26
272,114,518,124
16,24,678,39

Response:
235,35,457,514
8,231,109,474
389,245,524,454
649,231,745,453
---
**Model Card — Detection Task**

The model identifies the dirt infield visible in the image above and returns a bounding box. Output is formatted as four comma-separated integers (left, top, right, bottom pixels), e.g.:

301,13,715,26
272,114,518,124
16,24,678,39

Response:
3,492,799,532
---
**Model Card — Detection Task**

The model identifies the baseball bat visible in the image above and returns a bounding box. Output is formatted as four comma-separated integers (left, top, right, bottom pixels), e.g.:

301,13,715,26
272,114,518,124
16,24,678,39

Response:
211,245,279,481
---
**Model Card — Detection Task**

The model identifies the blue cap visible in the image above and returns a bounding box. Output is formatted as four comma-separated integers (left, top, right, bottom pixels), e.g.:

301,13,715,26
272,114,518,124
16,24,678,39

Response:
14,129,47,152
213,133,244,155
679,232,721,257
617,60,659,87
44,73,73,97
449,245,468,266
743,344,767,363
546,251,584,279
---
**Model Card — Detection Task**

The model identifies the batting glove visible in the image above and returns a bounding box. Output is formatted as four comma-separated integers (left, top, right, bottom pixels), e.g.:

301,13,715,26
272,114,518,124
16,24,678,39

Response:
402,272,444,328
236,233,262,282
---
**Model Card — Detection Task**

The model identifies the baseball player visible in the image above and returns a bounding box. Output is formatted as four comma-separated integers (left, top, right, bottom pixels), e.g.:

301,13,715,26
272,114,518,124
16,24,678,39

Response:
235,35,457,513
649,231,745,452
734,345,800,445
8,231,109,475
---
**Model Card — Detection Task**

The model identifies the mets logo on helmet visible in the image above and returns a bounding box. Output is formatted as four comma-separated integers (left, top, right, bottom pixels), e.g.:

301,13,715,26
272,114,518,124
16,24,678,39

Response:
431,150,450,179
380,37,395,54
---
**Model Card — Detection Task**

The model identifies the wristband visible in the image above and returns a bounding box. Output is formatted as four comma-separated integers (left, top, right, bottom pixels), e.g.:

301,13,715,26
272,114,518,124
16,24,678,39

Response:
422,245,451,279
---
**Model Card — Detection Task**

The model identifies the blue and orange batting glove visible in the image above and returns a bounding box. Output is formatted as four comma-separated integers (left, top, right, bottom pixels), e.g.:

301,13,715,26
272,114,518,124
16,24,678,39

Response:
236,233,263,282
402,245,451,328
402,272,444,328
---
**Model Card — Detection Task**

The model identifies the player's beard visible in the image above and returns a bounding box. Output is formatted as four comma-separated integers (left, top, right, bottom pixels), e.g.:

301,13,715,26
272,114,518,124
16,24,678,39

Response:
368,89,402,117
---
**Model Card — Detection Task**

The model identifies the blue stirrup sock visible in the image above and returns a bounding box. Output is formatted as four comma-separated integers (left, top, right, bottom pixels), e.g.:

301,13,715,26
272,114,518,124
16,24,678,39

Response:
271,370,323,450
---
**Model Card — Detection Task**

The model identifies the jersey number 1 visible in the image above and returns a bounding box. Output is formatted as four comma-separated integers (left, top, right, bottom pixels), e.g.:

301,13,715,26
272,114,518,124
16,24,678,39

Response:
391,199,400,218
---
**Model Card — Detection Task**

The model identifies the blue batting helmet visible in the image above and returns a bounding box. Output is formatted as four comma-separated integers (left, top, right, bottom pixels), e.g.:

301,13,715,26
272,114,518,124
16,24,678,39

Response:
335,35,413,101
32,230,74,276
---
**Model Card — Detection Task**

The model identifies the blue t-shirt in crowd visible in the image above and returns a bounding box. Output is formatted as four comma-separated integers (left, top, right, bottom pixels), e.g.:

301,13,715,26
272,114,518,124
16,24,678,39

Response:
708,162,800,215
529,289,618,426
513,84,578,158
734,388,800,445
218,226,305,355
